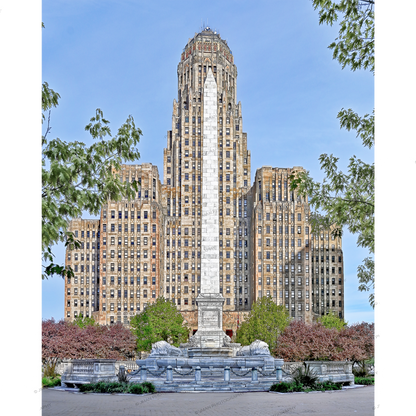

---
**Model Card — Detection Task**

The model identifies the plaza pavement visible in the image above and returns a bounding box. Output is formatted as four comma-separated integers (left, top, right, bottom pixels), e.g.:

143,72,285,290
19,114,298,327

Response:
42,385,375,416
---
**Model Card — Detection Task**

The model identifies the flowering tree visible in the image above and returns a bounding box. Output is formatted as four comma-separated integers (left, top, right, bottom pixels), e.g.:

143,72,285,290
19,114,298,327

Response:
336,322,375,368
42,319,136,371
273,320,374,362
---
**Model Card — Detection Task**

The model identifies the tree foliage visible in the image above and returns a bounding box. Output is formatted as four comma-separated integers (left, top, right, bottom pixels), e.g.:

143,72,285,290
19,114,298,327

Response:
274,320,374,362
235,296,291,349
42,319,136,366
129,298,190,352
291,0,375,306
318,311,347,330
42,81,142,280
72,314,97,329
312,0,374,73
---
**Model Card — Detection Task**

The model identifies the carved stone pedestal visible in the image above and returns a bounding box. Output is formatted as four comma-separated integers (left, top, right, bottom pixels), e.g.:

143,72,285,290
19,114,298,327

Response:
185,293,228,349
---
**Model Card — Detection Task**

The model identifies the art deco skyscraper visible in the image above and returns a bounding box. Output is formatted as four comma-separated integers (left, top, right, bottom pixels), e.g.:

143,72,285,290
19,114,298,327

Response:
64,28,345,331
162,28,252,334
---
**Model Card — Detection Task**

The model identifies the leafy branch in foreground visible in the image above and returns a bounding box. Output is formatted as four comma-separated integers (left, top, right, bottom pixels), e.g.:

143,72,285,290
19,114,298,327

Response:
42,82,142,279
312,0,374,73
290,1,375,306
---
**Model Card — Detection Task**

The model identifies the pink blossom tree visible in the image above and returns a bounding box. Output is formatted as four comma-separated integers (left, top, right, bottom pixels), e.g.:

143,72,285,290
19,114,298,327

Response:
42,318,136,374
273,320,374,362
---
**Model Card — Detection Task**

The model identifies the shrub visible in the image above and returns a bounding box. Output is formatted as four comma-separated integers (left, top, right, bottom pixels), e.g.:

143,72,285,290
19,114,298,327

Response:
291,363,319,387
78,381,155,394
354,376,374,385
270,382,304,392
270,380,343,393
352,367,368,377
270,381,291,393
128,383,144,394
316,381,342,390
141,381,156,393
42,376,61,388
79,384,95,392
91,381,105,393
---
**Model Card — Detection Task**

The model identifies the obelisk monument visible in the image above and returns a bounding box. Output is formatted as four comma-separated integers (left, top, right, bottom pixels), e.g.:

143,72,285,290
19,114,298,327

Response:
187,68,229,352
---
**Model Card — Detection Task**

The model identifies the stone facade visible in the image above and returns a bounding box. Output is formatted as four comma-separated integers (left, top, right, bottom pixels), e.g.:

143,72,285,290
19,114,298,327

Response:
65,219,100,320
64,28,345,331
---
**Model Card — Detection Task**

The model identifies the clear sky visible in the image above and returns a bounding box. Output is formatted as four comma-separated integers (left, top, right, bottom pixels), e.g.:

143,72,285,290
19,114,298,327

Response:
41,0,375,324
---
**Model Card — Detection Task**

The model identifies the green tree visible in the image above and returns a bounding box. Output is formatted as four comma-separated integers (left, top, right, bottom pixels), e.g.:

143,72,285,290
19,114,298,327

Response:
291,0,375,306
72,314,97,329
130,298,189,352
235,296,291,350
318,311,347,330
42,82,142,280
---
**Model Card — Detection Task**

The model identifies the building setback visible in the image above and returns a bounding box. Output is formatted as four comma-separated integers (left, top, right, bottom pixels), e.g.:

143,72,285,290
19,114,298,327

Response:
64,28,344,334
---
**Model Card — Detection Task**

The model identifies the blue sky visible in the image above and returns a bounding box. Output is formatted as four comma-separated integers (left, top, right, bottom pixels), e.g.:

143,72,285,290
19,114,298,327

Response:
41,0,375,324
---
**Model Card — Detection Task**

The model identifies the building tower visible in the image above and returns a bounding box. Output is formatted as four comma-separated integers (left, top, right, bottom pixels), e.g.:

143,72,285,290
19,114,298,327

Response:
162,27,252,335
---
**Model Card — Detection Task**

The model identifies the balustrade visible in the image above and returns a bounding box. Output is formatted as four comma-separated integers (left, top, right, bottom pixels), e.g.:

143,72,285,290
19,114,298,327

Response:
136,361,283,383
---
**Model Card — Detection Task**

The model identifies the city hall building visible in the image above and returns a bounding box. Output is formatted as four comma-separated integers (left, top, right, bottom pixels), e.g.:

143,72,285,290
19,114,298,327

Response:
64,28,345,335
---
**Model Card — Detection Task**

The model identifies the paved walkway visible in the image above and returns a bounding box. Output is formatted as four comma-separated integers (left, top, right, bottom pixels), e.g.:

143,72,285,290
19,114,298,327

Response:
42,385,374,416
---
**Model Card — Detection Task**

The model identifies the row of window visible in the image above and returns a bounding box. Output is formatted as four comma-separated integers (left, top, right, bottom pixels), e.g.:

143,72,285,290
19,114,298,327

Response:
103,209,157,220
313,278,343,286
73,230,99,239
66,288,92,296
312,267,343,275
103,300,152,311
102,223,157,233
166,184,240,194
258,225,309,235
102,276,155,286
103,263,157,272
69,253,98,262
72,265,97,273
67,277,93,285
258,213,307,222
315,301,343,308
104,249,157,259
182,116,237,125
102,236,156,246
181,127,238,136
67,242,98,251
102,288,156,298
255,238,310,248
69,260,341,277
257,263,310,273
312,289,343,296
312,256,342,262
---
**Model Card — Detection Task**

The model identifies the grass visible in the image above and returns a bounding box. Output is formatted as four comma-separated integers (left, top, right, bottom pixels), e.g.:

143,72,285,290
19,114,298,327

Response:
79,381,155,394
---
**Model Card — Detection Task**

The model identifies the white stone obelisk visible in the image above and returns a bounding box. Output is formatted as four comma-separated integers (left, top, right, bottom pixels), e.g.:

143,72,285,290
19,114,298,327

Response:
201,68,220,294
188,68,227,351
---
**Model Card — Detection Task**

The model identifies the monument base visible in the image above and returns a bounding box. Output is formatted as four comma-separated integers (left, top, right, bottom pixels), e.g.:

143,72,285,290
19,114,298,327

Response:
187,347,233,358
